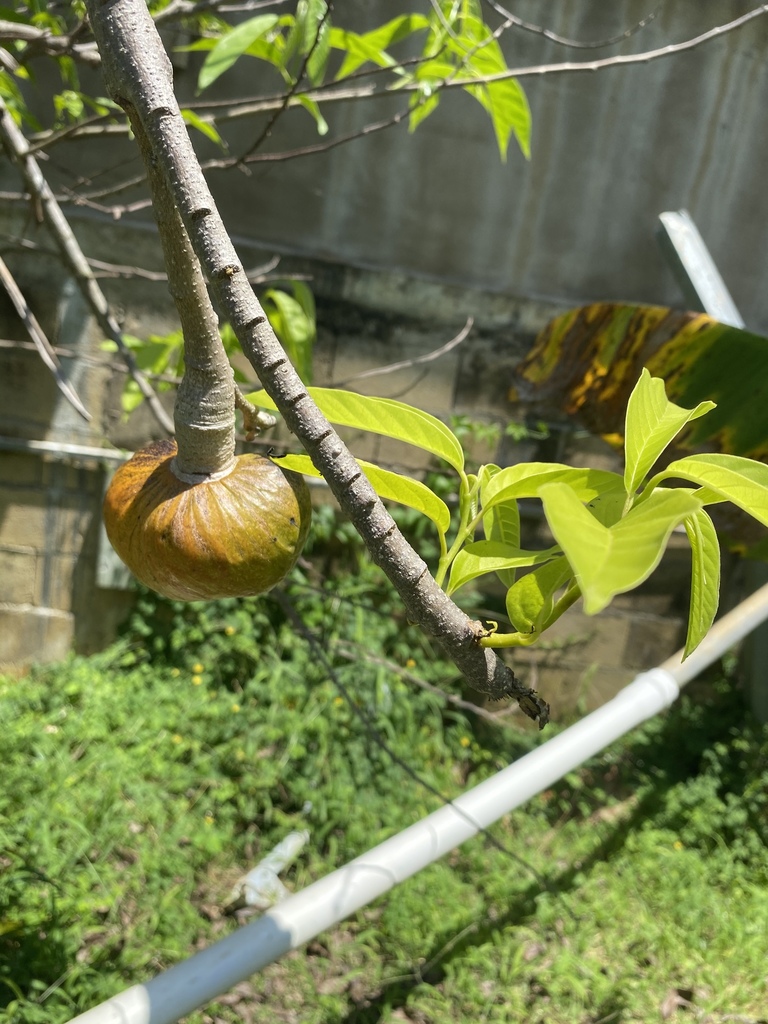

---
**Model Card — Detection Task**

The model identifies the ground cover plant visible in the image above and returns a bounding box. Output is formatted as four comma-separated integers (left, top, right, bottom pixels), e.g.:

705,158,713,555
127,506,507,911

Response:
2,566,767,1024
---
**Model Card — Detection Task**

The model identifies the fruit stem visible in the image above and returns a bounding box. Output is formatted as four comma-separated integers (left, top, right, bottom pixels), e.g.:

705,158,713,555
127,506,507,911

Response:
127,107,236,479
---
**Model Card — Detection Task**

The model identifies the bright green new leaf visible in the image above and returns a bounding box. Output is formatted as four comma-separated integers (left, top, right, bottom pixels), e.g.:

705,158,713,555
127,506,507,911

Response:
296,95,329,135
180,109,226,148
683,509,720,658
464,77,531,161
447,541,559,597
197,15,280,92
332,15,429,80
481,462,625,514
306,20,332,86
505,556,573,634
481,465,520,587
624,369,715,497
656,454,768,528
541,483,701,614
263,288,315,384
248,387,465,473
271,453,451,539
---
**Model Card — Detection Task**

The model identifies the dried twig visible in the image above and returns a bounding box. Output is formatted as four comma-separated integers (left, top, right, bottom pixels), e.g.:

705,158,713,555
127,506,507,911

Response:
0,96,174,434
333,317,474,388
483,0,662,50
0,255,91,421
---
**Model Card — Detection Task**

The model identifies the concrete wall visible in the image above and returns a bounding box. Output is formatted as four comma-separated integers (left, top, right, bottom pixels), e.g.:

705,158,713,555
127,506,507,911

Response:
1,1,762,713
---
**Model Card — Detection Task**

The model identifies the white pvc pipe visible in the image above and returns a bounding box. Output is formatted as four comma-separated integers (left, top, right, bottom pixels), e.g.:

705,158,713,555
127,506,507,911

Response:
67,582,768,1024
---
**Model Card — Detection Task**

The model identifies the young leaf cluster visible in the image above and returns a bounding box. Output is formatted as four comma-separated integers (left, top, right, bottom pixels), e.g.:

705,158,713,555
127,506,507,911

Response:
250,369,768,659
186,0,531,160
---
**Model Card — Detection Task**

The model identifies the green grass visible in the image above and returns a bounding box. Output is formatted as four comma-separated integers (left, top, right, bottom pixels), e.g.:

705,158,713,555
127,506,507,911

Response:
2,571,768,1023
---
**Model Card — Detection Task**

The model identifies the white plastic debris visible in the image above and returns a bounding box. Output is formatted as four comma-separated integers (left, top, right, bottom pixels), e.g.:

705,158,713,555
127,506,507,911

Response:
226,830,309,912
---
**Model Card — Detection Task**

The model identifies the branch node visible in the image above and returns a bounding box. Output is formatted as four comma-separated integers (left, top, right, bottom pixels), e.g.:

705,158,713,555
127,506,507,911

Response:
212,263,241,280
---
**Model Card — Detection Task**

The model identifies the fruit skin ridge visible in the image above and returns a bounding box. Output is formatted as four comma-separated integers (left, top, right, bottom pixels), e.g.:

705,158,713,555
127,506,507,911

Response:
104,438,311,601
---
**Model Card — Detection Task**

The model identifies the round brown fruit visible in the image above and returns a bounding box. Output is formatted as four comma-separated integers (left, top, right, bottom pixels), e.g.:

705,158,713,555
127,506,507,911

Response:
103,439,311,601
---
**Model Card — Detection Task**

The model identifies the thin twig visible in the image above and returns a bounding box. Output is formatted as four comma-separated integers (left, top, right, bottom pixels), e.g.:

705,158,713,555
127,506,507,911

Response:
0,18,100,66
236,1,334,164
334,640,518,723
483,0,662,50
332,317,473,388
0,255,91,421
0,97,174,433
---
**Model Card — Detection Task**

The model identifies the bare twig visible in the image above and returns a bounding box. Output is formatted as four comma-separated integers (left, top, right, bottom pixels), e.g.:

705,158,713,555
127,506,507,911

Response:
154,0,291,25
87,0,549,725
236,1,334,164
0,18,100,66
332,317,474,388
483,0,662,50
334,641,518,723
0,97,174,434
0,255,91,421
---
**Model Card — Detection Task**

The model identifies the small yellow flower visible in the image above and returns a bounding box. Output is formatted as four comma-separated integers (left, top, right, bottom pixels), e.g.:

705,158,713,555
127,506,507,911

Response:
172,734,183,744
405,658,416,668
231,703,241,713
224,626,236,636
204,814,214,825
673,840,684,850
459,736,471,748
192,662,205,674
170,668,180,678
192,675,203,686
333,696,344,707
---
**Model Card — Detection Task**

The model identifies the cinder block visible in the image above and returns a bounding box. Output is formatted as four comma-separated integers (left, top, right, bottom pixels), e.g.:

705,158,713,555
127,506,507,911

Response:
0,452,42,487
0,547,37,603
0,604,74,668
0,488,47,550
34,553,77,611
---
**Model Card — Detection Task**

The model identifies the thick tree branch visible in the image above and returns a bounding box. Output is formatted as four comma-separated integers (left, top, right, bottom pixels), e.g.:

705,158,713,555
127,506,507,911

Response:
85,0,549,726
0,96,174,434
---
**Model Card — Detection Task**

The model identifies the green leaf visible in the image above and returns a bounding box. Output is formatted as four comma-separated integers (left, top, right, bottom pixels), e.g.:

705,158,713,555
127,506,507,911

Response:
540,483,702,614
481,465,520,587
331,15,429,80
624,369,715,497
272,453,451,539
198,14,280,92
247,387,465,473
464,77,531,160
296,95,329,135
505,556,573,634
481,462,625,514
683,509,720,658
263,288,315,383
658,453,768,528
180,108,226,148
447,541,559,597
306,19,332,86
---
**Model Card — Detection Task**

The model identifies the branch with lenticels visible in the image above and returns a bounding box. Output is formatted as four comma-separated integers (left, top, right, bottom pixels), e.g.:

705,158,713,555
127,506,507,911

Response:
84,0,549,727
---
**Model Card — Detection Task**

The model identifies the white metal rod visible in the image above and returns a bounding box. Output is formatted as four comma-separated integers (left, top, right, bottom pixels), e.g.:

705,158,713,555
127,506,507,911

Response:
67,582,768,1024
